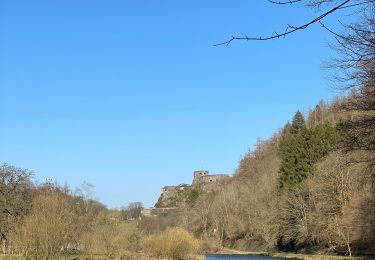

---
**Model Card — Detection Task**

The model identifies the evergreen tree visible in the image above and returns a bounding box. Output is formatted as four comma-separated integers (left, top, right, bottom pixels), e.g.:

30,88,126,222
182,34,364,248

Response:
278,128,308,189
290,110,305,134
308,122,339,162
279,116,339,190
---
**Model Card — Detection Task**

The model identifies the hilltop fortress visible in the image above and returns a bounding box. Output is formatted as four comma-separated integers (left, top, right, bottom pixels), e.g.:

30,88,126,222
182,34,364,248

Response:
192,170,230,191
154,170,230,208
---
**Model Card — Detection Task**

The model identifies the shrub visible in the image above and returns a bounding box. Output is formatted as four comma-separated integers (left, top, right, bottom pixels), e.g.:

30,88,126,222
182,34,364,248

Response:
11,192,79,259
141,227,199,259
83,215,139,258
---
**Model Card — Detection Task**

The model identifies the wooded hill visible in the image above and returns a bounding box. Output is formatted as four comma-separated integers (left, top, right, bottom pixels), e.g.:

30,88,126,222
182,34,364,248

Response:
174,5,375,255
178,94,374,256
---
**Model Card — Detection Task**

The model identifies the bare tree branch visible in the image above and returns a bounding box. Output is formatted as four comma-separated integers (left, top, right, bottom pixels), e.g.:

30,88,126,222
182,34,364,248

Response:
268,0,303,4
214,0,351,46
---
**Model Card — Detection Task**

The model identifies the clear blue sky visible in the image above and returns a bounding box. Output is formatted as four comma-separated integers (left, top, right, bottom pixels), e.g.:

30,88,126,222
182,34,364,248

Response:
0,1,348,208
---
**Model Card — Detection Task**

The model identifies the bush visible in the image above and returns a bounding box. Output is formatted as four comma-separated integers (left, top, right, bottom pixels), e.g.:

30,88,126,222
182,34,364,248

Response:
141,227,200,259
11,192,79,259
83,213,139,258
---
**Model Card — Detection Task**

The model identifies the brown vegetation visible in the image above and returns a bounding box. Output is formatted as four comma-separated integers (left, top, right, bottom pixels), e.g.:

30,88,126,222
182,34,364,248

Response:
82,211,139,258
0,164,33,254
11,189,82,259
141,227,200,259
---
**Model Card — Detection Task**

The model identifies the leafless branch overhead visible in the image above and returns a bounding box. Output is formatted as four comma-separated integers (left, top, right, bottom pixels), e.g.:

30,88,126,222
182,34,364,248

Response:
267,0,303,4
214,0,351,46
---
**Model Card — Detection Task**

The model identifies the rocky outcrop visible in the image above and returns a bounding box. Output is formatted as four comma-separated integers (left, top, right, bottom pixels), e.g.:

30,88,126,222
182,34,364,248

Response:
154,170,230,208
154,183,191,208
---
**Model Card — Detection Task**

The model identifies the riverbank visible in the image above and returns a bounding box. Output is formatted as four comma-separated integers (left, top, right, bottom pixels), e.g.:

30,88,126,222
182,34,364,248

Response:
217,248,374,260
0,254,205,260
1,250,373,260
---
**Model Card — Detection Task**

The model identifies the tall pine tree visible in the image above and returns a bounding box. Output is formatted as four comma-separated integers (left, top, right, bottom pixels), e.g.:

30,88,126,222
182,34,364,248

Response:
278,112,339,190
290,110,305,134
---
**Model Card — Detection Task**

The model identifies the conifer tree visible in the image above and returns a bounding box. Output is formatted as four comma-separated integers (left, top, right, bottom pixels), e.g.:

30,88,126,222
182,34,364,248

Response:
279,112,339,190
290,110,305,134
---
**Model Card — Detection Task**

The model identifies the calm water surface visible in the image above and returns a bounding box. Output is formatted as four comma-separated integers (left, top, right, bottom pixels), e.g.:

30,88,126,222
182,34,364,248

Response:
206,254,286,260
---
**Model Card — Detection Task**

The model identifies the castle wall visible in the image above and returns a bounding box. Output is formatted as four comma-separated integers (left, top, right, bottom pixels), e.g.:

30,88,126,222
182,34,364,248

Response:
199,174,230,184
196,174,230,192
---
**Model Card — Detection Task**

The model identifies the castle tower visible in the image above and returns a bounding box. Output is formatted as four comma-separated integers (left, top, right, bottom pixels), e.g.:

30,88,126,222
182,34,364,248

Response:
193,170,208,185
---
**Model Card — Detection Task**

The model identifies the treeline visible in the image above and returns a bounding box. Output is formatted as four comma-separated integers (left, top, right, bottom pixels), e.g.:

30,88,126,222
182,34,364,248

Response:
3,89,373,258
0,166,138,259
2,84,373,259
0,164,201,259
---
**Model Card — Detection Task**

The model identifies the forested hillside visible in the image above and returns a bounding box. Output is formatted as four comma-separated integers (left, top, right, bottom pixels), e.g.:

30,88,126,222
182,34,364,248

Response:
181,94,374,256
173,2,375,255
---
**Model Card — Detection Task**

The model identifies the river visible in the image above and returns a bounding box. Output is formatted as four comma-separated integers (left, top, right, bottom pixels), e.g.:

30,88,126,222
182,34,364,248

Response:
206,254,288,260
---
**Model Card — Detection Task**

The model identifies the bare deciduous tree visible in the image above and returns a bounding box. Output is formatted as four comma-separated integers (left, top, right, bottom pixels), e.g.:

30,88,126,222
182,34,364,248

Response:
0,164,33,254
11,189,83,259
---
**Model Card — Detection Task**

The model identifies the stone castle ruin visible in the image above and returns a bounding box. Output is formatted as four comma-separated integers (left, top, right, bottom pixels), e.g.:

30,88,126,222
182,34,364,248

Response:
192,170,230,192
154,170,230,208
